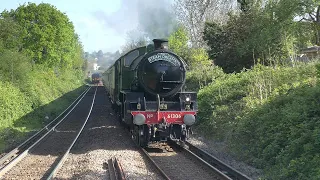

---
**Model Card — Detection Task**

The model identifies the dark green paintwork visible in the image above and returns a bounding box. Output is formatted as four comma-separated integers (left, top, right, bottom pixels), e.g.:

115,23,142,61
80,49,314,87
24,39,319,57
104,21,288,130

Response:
103,45,153,103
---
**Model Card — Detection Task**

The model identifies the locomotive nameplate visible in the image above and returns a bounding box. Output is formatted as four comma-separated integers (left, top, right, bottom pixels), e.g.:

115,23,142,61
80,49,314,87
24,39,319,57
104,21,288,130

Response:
147,53,180,66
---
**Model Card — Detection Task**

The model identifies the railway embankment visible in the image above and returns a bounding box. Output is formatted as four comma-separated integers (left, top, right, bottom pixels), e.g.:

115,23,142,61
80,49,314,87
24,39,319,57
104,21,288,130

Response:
187,62,320,179
0,3,87,155
0,68,86,154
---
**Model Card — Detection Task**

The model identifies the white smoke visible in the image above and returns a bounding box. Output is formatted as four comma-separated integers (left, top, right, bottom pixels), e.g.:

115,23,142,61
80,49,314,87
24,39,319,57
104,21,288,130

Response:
92,0,177,51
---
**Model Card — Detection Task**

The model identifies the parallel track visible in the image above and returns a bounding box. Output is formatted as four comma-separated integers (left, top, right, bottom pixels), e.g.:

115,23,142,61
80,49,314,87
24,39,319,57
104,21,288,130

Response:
0,86,91,176
47,86,97,179
0,86,97,179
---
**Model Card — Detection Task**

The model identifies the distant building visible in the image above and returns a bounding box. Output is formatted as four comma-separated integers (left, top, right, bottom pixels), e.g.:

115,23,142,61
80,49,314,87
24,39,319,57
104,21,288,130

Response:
301,46,320,59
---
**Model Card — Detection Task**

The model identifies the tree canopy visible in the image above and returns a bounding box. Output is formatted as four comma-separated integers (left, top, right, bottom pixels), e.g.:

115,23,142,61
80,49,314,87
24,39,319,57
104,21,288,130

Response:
203,0,320,73
1,2,83,69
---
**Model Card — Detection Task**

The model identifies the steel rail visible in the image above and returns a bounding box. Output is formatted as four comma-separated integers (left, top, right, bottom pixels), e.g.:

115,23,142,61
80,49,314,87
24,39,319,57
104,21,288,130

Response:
139,147,171,180
168,140,232,180
0,86,92,177
108,157,126,180
185,141,252,180
0,86,90,167
130,136,171,180
46,86,97,179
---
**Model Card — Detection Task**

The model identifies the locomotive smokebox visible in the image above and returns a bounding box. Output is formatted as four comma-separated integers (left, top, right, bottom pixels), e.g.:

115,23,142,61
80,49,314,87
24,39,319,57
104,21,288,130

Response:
153,39,168,50
137,40,186,98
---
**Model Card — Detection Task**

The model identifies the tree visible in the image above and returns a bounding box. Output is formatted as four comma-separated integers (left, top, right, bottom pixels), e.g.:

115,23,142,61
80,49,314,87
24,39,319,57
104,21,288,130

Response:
1,2,83,69
0,18,23,51
0,50,32,84
237,0,252,12
173,0,237,48
297,0,320,44
97,50,104,61
202,0,320,73
121,29,148,54
168,26,189,58
169,26,211,68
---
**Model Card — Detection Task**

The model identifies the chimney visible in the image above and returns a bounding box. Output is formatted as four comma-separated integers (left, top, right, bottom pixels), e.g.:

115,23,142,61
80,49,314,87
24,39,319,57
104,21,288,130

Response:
153,39,168,50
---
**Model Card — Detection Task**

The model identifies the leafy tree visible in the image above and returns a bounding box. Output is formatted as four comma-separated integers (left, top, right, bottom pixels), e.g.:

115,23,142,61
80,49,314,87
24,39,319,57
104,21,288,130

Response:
203,0,316,73
0,18,23,51
1,2,83,69
168,26,189,59
169,26,211,68
237,0,252,12
0,50,32,84
292,0,320,44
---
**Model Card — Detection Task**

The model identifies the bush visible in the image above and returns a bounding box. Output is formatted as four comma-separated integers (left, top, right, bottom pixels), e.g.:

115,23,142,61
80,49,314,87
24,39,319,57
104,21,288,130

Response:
186,64,226,91
0,64,85,152
233,81,320,179
195,62,320,178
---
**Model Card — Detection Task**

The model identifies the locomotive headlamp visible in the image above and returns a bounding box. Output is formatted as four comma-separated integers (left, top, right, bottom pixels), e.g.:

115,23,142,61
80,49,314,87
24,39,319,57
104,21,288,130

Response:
133,114,146,125
160,103,167,110
137,103,141,110
185,95,191,105
183,114,196,126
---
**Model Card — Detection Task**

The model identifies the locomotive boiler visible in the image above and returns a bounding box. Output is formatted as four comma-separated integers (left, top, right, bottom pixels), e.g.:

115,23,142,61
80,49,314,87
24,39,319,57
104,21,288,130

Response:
102,39,197,147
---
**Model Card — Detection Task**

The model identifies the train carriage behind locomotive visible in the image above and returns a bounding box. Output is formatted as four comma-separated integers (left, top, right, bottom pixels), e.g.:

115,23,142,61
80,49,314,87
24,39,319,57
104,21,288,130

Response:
102,39,197,147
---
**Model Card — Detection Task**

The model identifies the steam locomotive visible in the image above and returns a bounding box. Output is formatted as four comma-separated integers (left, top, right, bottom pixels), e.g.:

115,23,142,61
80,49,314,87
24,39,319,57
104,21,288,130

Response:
102,39,197,147
91,73,101,84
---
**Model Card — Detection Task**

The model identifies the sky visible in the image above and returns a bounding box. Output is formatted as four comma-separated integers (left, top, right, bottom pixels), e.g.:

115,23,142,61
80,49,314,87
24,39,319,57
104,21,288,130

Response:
0,0,174,53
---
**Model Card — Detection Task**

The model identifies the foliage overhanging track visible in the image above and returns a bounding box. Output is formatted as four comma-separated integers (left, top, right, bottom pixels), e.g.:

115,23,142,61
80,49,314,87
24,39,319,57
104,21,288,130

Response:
0,86,92,177
184,141,252,180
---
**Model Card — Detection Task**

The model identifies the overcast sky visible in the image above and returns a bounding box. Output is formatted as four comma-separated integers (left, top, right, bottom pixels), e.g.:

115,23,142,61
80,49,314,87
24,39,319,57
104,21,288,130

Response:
1,0,174,53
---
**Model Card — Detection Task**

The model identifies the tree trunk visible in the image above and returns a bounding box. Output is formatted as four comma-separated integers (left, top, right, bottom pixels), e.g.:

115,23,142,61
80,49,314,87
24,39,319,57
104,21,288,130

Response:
315,5,320,45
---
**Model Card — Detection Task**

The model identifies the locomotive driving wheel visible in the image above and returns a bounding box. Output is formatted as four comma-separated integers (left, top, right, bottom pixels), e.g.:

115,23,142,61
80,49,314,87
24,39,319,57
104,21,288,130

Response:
132,125,149,147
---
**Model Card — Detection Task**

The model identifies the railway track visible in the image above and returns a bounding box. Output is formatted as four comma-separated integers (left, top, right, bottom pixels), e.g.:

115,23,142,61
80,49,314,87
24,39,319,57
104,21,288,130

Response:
135,140,229,180
107,157,126,180
0,86,91,170
184,141,252,180
136,139,252,180
51,86,162,179
0,86,97,179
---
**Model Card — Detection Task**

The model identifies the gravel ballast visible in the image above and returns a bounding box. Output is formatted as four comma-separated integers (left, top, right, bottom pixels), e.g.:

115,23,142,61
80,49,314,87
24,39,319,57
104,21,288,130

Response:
54,86,163,180
148,146,227,180
188,134,264,180
2,87,96,179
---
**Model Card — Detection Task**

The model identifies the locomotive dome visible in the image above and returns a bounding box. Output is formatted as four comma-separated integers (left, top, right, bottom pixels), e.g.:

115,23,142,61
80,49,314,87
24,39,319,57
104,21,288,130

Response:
137,39,186,97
